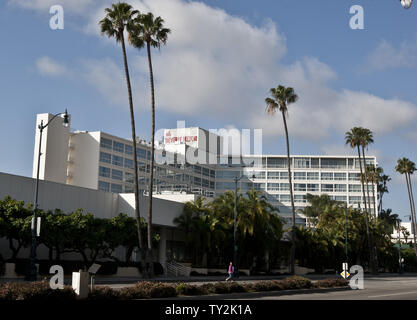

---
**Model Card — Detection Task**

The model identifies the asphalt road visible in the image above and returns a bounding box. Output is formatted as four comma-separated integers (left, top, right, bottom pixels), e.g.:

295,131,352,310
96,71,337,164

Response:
227,276,417,300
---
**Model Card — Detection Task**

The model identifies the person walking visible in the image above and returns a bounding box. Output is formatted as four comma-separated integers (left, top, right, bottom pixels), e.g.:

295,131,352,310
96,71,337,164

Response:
226,262,234,281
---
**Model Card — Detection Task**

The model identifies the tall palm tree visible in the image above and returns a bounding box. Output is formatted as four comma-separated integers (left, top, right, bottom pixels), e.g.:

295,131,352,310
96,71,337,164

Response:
265,85,298,274
99,2,145,262
378,173,391,215
395,157,417,256
345,127,375,273
359,128,374,216
366,164,382,217
129,12,170,276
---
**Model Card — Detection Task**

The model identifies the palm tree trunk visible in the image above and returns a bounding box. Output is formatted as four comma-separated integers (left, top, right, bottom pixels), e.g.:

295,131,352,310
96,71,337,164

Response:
281,111,296,275
146,40,155,277
120,31,144,266
357,146,374,273
362,146,373,216
357,146,368,214
406,173,417,256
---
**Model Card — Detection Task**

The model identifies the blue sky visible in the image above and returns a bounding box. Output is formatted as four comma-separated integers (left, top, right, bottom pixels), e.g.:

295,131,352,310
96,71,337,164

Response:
1,0,417,219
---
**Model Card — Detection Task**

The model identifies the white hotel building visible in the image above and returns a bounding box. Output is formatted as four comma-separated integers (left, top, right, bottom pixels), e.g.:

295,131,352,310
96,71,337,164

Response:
33,113,378,226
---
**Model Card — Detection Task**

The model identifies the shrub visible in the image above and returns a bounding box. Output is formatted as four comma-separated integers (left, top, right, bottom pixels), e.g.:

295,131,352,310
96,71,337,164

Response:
314,278,348,288
176,283,206,296
88,286,120,300
210,282,247,294
282,276,312,290
0,281,76,301
119,282,177,299
198,283,216,294
247,280,284,292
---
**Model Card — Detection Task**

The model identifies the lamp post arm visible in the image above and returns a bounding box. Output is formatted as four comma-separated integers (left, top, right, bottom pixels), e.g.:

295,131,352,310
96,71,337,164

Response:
39,112,66,130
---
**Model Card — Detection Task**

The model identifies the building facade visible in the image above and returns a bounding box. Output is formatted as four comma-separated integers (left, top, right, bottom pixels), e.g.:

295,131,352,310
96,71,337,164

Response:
33,113,378,226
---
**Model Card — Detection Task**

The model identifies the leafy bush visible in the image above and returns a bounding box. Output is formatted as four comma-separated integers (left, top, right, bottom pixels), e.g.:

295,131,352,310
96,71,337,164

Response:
119,282,177,299
210,282,247,294
0,281,76,301
176,283,206,296
88,286,120,300
247,280,284,292
281,276,312,289
313,278,348,288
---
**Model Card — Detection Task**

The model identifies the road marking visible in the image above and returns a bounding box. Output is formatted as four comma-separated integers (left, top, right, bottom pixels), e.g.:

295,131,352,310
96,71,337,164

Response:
368,291,417,298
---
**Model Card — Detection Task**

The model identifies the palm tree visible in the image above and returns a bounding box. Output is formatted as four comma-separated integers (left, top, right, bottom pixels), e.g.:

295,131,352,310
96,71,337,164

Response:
99,3,145,264
345,127,375,273
359,128,374,216
265,85,298,274
366,164,382,217
378,174,391,215
395,157,417,256
129,12,170,276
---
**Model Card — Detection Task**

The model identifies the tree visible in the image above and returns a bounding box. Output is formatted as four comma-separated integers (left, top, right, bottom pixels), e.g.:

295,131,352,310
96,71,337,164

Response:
359,128,375,216
99,2,145,269
378,173,391,215
128,11,170,278
265,85,298,274
0,197,32,259
346,127,376,273
366,164,382,217
395,157,417,256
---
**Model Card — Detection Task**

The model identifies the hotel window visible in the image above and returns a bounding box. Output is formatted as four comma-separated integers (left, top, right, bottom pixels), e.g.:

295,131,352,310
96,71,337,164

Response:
280,183,290,191
113,141,124,153
210,181,215,189
253,183,265,191
202,179,209,188
223,171,240,179
280,172,289,180
216,182,223,190
321,158,346,169
349,184,362,193
294,195,307,203
202,168,210,177
216,171,223,179
280,194,291,202
267,172,280,180
111,183,122,193
100,137,112,149
311,158,319,168
334,173,346,181
98,181,110,192
210,170,215,178
268,183,280,191
193,177,201,185
125,144,133,155
137,148,147,159
125,172,134,184
99,166,110,178
335,196,347,202
100,152,111,164
321,184,334,192
334,184,347,192
307,184,319,192
124,185,134,193
267,158,287,168
124,158,133,169
349,173,360,181
112,169,123,181
294,183,306,191
307,172,319,180
294,158,310,168
223,182,235,190
252,171,265,179
321,172,333,180
294,172,306,180
194,165,202,174
138,162,147,172
349,196,362,204
112,155,123,167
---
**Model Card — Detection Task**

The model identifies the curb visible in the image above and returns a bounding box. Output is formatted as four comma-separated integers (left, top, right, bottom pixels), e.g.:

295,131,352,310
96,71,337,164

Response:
153,286,351,300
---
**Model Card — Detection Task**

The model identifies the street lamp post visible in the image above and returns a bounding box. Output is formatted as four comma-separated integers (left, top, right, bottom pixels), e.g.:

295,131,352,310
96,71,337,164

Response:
26,110,69,281
344,204,348,263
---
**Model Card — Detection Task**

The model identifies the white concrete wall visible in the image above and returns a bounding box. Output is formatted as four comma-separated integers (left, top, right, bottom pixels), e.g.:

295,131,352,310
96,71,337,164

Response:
32,113,70,184
67,131,100,190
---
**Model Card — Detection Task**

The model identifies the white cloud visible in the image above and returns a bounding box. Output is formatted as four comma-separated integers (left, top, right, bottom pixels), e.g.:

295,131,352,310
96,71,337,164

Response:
36,56,68,76
361,38,417,73
23,0,417,140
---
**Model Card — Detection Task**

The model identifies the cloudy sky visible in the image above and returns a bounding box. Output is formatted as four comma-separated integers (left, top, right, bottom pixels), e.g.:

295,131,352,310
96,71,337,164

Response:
1,0,417,218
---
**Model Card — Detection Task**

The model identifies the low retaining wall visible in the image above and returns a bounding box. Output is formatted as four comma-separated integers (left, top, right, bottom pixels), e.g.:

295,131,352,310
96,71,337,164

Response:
191,267,250,276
